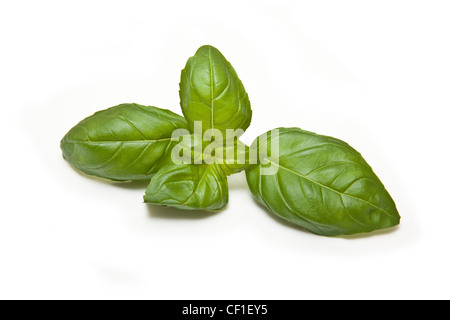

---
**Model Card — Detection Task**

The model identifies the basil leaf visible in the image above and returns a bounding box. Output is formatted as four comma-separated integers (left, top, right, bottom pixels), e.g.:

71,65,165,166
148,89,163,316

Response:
246,127,400,236
60,103,189,181
144,163,228,210
169,133,252,175
217,139,251,175
179,45,252,136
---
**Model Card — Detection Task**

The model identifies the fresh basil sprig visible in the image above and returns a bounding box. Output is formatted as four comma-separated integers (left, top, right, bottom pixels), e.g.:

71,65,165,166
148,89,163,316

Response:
61,45,400,236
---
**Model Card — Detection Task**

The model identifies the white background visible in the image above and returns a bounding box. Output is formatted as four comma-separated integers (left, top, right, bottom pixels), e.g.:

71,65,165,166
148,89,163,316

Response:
1,0,449,300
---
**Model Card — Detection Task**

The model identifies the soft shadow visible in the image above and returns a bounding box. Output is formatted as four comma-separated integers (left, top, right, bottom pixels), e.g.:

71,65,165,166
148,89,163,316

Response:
112,180,150,190
146,203,225,219
67,160,225,220
251,197,401,239
337,225,400,239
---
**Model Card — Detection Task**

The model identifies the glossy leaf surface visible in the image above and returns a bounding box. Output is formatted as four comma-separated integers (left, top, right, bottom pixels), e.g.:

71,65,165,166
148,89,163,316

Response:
179,45,252,136
246,128,400,236
144,163,228,210
60,103,189,181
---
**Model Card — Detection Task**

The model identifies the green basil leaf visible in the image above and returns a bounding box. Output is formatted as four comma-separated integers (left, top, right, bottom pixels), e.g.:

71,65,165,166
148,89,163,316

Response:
245,127,400,236
179,45,252,136
60,103,189,181
170,133,251,175
144,163,228,210
217,139,251,175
